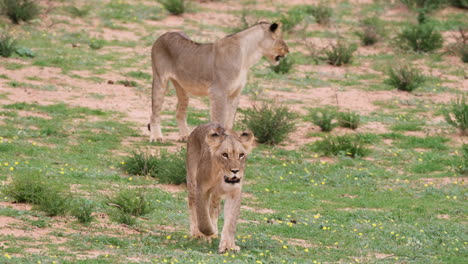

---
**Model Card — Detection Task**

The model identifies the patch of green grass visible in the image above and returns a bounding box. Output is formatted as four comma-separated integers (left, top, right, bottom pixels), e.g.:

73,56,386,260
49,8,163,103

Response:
323,40,357,66
385,64,425,92
307,107,337,132
158,0,186,16
106,188,154,225
309,134,372,157
306,3,333,25
337,111,361,129
443,95,468,135
100,1,162,21
1,0,40,24
396,23,443,53
240,103,296,145
0,32,17,58
70,198,95,224
63,5,91,18
125,70,151,80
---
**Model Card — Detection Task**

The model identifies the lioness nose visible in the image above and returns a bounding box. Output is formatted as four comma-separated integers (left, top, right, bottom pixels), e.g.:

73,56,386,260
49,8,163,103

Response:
231,169,239,174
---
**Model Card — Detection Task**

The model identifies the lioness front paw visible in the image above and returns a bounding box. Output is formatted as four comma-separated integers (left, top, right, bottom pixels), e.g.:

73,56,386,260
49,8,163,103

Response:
177,135,189,142
218,241,240,253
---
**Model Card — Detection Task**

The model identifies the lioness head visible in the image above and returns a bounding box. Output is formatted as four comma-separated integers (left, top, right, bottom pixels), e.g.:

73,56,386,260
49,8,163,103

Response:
205,126,255,185
260,22,289,65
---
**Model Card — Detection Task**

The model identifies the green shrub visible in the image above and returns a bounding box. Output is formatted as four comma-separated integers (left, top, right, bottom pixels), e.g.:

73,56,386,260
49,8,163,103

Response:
455,144,468,174
312,134,371,157
356,16,384,46
159,0,186,15
323,41,357,66
121,149,186,184
1,0,40,24
443,96,468,136
451,0,468,8
385,64,425,92
107,189,153,225
309,107,337,132
400,0,446,11
306,3,332,25
89,38,105,50
0,32,17,58
241,103,296,145
338,111,360,129
70,198,95,224
2,173,69,216
280,7,305,32
271,56,294,74
396,23,443,53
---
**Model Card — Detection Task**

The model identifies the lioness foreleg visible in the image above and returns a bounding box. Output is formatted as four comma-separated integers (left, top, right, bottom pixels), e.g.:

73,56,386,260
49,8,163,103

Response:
173,81,190,141
218,193,241,253
209,88,228,129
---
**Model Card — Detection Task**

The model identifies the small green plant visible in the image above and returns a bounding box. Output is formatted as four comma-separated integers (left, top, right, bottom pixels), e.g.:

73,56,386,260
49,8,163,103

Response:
271,56,294,74
309,107,337,132
0,32,17,58
449,28,468,63
312,134,371,157
400,0,445,10
443,96,468,136
450,0,468,8
323,40,357,66
121,149,186,184
385,64,425,92
35,190,70,217
89,38,105,50
338,111,360,129
117,80,138,87
107,189,153,225
396,23,443,53
306,3,332,25
241,103,296,145
70,198,95,224
1,0,40,24
159,0,186,15
280,7,305,32
356,16,384,46
455,144,468,174
64,5,91,17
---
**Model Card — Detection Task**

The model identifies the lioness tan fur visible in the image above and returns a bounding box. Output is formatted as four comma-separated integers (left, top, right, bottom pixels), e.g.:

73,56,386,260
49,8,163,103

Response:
149,22,289,142
186,122,254,253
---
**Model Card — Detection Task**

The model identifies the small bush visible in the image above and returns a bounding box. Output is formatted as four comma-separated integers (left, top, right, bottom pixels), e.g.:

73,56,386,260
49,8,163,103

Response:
338,111,360,130
309,107,337,132
0,32,17,58
306,3,332,25
396,23,443,53
451,0,468,8
107,189,153,225
280,7,305,32
449,28,468,63
159,0,186,16
385,64,425,92
400,0,446,10
443,96,468,136
356,17,384,46
2,173,69,216
70,198,95,224
1,0,40,24
312,134,371,157
89,38,105,50
121,149,186,184
455,144,468,174
323,41,357,66
241,103,296,145
271,56,294,74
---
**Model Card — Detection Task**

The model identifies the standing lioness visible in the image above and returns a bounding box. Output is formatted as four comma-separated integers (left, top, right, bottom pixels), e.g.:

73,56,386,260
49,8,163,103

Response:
149,22,289,142
186,122,254,253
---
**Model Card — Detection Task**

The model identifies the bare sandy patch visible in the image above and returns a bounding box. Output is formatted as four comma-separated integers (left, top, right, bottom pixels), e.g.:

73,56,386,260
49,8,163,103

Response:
0,201,33,211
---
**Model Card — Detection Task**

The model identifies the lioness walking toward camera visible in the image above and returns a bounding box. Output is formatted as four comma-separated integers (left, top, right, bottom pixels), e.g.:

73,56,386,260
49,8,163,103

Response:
186,122,254,253
149,22,289,142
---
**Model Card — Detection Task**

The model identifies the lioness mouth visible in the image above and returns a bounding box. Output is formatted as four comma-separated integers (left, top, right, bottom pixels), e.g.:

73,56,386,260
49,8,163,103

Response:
224,176,241,184
275,55,284,62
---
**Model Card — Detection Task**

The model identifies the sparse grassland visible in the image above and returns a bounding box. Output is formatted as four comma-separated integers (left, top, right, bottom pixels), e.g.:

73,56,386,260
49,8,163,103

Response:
0,0,466,263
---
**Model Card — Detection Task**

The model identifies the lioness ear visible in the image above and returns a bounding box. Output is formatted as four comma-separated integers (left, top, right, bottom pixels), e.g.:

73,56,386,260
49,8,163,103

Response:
270,22,282,33
205,127,224,152
239,130,255,153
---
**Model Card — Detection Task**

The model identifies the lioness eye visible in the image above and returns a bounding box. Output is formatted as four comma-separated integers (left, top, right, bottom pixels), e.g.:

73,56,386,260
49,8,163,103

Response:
239,153,245,159
222,153,229,158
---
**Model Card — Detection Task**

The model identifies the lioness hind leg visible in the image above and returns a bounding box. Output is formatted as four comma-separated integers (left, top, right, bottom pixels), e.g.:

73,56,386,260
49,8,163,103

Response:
173,81,190,142
149,76,168,142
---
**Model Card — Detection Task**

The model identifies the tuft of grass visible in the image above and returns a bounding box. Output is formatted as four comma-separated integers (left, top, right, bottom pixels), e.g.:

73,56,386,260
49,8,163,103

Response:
280,6,305,32
311,134,371,157
0,32,17,58
308,107,337,132
121,149,186,184
337,111,360,130
455,144,468,174
270,56,294,74
70,198,95,224
396,23,443,53
64,5,91,17
323,40,357,66
305,3,332,25
88,38,105,50
159,0,186,16
400,0,446,11
106,189,153,225
241,103,296,145
117,80,138,87
385,64,425,92
2,173,69,216
443,96,468,136
448,28,468,63
451,0,468,8
1,0,40,24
